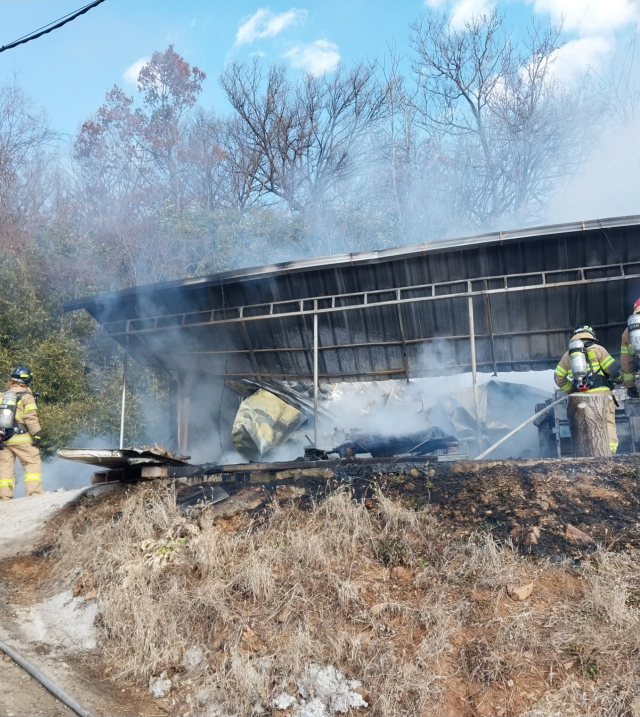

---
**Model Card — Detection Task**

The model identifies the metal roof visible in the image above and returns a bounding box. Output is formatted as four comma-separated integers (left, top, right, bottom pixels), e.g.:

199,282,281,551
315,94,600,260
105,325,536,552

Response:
65,214,640,382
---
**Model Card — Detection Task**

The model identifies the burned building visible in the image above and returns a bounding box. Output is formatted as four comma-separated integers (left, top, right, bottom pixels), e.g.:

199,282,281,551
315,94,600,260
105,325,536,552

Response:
65,215,640,457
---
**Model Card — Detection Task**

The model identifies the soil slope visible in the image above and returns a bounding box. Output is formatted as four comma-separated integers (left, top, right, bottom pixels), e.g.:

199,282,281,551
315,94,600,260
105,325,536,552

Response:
2,456,640,717
0,489,163,717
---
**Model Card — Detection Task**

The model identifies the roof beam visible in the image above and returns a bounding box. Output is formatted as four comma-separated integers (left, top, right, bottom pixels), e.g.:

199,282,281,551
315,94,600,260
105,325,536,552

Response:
103,262,640,339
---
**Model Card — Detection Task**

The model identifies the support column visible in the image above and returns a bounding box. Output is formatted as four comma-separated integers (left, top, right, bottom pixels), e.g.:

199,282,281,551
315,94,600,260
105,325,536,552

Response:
396,299,410,383
313,303,319,448
176,372,192,456
484,281,498,376
468,294,482,452
119,353,128,450
169,371,179,451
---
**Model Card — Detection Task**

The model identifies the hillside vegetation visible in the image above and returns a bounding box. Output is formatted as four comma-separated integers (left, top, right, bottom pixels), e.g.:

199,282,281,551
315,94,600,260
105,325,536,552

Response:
30,458,640,717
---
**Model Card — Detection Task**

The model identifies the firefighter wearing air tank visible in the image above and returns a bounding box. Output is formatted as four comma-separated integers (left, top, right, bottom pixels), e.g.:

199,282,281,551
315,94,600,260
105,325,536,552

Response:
0,367,42,500
621,298,640,399
554,326,624,453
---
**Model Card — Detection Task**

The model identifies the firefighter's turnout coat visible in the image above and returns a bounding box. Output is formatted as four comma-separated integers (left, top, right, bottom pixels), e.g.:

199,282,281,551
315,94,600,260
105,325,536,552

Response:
554,332,622,453
620,306,640,389
0,380,42,499
621,328,636,388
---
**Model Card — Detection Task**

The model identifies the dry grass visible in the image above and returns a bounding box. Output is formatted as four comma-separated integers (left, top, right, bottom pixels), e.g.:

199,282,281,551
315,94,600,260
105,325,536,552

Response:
48,483,640,717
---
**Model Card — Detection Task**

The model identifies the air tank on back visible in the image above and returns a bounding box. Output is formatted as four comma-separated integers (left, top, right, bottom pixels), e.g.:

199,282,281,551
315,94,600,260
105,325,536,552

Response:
628,314,640,357
0,391,18,430
568,339,587,383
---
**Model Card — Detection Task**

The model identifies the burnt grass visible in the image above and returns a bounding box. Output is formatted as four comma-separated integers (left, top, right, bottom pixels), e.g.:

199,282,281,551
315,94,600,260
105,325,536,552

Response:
176,455,640,560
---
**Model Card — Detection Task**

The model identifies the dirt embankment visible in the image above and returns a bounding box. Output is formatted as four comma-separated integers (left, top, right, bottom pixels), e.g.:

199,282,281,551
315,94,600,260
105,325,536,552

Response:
179,454,640,557
384,456,640,555
0,489,163,717
2,456,640,717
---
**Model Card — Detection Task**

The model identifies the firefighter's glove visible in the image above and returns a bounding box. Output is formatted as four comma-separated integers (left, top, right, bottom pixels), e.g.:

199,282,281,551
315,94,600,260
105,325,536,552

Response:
32,435,42,447
628,386,639,399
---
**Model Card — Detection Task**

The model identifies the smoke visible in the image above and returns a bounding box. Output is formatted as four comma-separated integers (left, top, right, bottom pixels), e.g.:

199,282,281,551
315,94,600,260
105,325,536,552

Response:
10,457,93,498
10,15,636,471
546,117,640,223
309,371,554,459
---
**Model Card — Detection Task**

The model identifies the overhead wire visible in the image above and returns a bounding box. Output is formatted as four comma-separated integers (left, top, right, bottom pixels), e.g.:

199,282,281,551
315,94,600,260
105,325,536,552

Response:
0,0,107,54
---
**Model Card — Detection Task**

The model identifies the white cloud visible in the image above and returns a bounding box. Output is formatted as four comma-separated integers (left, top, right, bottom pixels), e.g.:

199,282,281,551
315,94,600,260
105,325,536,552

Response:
526,1,639,86
284,39,340,75
424,0,496,29
527,0,640,36
123,57,149,85
551,36,612,84
428,0,640,34
449,0,495,28
236,8,307,46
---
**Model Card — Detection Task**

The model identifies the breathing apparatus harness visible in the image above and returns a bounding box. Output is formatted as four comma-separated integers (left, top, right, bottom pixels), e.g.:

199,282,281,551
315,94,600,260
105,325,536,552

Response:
568,337,613,394
0,387,39,450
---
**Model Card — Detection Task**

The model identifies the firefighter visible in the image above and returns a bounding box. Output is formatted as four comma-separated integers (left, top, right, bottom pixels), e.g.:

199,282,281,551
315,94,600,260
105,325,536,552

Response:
554,326,623,454
621,298,640,399
0,366,43,500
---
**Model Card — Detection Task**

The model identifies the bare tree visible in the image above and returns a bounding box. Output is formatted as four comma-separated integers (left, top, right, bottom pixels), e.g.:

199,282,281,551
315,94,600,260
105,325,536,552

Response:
592,34,639,128
75,47,205,214
410,10,512,221
137,45,206,210
410,10,592,226
0,81,58,248
219,60,387,217
374,47,423,238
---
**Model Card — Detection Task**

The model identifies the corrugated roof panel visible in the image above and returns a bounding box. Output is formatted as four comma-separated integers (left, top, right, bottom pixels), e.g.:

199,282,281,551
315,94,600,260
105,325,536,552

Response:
70,216,640,382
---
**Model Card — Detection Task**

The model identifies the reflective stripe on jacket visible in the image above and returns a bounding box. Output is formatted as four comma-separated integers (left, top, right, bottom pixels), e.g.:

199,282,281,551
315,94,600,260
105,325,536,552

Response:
554,341,622,394
621,328,636,387
3,380,41,443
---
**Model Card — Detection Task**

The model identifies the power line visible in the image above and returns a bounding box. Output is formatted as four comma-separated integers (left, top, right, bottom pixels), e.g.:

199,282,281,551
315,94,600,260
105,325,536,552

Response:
0,0,107,54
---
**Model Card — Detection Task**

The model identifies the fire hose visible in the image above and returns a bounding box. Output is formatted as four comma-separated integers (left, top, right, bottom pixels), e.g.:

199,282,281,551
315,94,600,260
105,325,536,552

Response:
0,638,97,717
475,395,569,460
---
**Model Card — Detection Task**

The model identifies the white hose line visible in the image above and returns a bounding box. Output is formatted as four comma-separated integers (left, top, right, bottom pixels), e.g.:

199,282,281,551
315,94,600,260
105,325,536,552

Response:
475,395,568,460
0,638,97,717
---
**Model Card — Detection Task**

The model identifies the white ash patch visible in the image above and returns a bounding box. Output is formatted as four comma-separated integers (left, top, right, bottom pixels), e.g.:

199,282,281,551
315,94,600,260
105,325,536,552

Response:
271,663,368,716
183,645,204,670
149,671,172,698
18,589,97,652
273,692,298,710
297,698,330,717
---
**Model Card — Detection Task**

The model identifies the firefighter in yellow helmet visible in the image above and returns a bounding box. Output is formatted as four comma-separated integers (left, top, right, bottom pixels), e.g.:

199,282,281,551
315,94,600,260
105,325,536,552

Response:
0,366,43,500
554,326,624,454
621,298,640,399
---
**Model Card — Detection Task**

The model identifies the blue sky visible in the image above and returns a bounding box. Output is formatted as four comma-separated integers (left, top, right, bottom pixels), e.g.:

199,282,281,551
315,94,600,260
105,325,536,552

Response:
0,0,638,137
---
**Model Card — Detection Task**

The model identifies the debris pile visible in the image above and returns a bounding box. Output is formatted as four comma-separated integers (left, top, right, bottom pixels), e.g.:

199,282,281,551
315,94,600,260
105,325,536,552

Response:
231,389,307,460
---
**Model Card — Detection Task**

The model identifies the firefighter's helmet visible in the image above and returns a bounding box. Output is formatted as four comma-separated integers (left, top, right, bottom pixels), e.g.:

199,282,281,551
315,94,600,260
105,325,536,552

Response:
11,366,32,385
572,325,596,340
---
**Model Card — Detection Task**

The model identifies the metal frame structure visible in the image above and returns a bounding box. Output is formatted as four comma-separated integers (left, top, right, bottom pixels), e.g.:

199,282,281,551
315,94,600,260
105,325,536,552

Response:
104,259,640,378
103,260,640,339
65,215,640,453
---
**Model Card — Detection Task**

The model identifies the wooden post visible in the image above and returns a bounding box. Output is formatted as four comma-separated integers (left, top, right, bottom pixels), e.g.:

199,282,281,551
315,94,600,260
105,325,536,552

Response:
176,373,192,456
313,304,319,448
567,394,612,457
119,353,128,450
468,294,482,451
